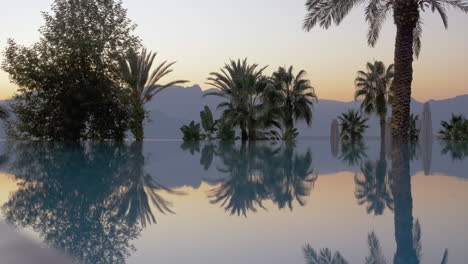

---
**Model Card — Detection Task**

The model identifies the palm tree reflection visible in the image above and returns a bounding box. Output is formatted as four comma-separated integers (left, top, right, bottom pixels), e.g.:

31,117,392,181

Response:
305,140,447,264
440,140,468,161
197,142,317,216
354,159,393,216
338,142,368,167
2,142,178,264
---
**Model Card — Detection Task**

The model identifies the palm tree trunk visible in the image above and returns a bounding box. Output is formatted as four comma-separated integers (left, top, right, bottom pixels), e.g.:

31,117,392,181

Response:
391,139,419,264
248,128,257,141
380,116,386,160
240,122,248,142
391,1,419,139
131,100,145,141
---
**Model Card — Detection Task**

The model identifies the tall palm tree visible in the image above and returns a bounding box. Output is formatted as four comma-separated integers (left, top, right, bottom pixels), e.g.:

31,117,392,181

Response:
303,0,468,139
268,66,318,134
205,59,268,141
120,48,188,141
355,61,394,154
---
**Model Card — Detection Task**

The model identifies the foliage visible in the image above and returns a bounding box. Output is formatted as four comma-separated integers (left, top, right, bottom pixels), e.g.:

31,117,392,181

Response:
2,0,141,140
303,246,349,264
216,120,237,141
355,61,394,117
265,127,300,142
0,105,8,120
409,113,420,142
267,66,317,132
206,61,316,141
303,0,468,58
438,114,468,140
338,109,369,142
120,48,187,140
200,105,219,139
205,58,269,141
180,121,202,141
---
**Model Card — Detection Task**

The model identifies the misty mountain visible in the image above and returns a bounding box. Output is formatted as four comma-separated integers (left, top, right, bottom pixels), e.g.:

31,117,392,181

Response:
143,85,468,139
1,85,468,139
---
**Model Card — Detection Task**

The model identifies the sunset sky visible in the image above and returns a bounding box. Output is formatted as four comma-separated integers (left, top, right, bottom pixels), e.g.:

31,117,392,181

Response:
1,0,468,101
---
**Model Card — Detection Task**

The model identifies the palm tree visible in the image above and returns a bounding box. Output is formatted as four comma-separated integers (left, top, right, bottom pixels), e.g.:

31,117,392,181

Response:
355,61,394,154
338,109,369,142
303,0,468,139
268,66,318,134
438,114,468,140
120,48,188,141
205,59,268,141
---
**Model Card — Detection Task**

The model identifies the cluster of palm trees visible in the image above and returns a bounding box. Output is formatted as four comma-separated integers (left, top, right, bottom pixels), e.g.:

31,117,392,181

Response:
337,61,394,143
180,141,317,216
204,59,317,142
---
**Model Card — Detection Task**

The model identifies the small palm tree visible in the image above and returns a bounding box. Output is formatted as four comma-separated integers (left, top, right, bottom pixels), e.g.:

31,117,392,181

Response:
303,0,468,139
355,61,394,148
339,110,369,142
268,66,318,134
438,114,468,140
120,48,188,141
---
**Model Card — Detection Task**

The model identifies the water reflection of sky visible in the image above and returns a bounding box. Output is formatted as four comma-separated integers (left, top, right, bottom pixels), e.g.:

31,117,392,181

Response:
0,140,467,264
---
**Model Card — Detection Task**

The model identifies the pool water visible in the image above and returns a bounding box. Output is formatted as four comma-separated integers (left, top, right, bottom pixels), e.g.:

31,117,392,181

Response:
0,140,467,264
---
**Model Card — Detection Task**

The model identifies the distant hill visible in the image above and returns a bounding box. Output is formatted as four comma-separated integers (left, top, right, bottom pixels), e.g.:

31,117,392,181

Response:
1,85,468,139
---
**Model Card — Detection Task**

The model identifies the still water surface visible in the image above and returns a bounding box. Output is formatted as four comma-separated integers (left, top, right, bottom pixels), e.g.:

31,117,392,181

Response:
0,140,467,264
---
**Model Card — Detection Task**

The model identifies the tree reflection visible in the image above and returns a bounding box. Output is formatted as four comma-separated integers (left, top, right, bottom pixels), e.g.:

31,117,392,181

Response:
196,142,317,216
338,142,368,166
2,142,177,264
440,140,468,161
305,140,448,264
355,159,393,216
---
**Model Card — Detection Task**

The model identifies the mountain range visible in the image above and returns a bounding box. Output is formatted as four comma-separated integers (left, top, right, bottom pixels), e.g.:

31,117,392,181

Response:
1,85,468,139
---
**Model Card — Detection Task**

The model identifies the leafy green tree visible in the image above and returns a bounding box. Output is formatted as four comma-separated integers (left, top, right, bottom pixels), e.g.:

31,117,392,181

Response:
303,0,468,139
205,59,269,141
2,0,141,140
438,114,468,140
268,66,317,134
338,110,369,141
355,61,394,152
180,121,202,141
200,105,219,140
120,48,187,140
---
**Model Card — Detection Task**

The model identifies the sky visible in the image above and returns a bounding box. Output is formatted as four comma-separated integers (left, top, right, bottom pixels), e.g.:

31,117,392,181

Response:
1,0,468,102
